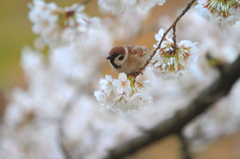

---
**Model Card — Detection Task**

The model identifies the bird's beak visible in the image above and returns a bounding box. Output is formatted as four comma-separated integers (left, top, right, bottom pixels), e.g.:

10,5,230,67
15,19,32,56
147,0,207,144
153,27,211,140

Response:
106,55,113,60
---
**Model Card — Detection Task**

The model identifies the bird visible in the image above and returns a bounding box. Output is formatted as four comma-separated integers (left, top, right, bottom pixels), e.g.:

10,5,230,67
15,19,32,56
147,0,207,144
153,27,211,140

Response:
106,45,150,75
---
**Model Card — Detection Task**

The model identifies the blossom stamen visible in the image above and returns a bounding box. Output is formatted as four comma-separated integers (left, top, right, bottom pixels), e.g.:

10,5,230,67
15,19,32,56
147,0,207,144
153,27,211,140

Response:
151,28,198,80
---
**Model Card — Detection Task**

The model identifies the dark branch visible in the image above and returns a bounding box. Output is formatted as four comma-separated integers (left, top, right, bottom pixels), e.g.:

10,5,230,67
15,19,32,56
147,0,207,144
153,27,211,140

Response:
104,54,240,159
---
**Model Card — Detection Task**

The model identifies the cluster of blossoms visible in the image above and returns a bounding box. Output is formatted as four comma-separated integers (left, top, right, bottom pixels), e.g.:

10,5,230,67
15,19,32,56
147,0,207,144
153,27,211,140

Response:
151,29,199,80
195,0,240,25
29,0,100,47
94,73,152,112
98,0,166,14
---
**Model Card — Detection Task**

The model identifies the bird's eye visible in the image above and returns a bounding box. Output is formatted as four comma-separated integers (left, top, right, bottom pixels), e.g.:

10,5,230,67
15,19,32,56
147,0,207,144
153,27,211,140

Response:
118,55,124,60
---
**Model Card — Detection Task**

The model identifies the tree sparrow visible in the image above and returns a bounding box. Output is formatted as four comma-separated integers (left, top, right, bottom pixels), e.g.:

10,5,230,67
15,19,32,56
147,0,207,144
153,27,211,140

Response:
106,45,150,75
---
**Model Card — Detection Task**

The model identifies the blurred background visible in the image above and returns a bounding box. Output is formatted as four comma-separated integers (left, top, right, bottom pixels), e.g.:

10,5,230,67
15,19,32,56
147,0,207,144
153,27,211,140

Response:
0,0,100,91
0,0,239,159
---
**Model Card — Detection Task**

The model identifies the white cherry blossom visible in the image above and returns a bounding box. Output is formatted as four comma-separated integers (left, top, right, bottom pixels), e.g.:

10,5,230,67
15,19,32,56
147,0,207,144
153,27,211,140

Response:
195,0,240,26
151,29,199,80
28,0,100,47
98,0,166,14
94,73,153,112
99,75,114,95
112,73,131,94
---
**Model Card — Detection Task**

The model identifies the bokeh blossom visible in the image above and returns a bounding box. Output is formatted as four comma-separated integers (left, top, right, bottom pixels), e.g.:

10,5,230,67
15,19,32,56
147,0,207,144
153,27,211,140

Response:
29,0,100,47
94,73,153,112
195,0,240,25
151,29,198,80
98,0,166,14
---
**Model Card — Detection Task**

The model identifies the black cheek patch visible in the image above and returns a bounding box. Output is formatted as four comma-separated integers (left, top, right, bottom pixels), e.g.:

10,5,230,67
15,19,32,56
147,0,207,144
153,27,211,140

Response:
110,59,121,68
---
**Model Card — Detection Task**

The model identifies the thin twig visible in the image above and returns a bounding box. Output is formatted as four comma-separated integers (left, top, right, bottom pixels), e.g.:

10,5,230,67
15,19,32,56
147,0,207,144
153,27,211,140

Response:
58,131,73,159
79,0,93,5
177,131,193,159
57,73,97,159
0,90,7,123
58,86,82,159
135,0,197,77
74,0,93,12
173,25,177,53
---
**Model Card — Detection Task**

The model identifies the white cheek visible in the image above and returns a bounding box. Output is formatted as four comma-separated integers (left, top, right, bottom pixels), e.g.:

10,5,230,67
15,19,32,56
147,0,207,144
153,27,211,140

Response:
115,53,129,66
121,47,129,63
114,56,125,66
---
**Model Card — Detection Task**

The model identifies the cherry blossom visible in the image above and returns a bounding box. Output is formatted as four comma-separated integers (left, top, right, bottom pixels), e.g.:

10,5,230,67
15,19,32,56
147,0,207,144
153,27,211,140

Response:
28,0,100,47
98,0,166,14
195,0,240,25
94,73,153,112
151,29,199,80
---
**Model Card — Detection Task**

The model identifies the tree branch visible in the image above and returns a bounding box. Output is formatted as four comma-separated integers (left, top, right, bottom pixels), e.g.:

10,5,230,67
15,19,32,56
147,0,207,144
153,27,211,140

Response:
104,54,240,159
